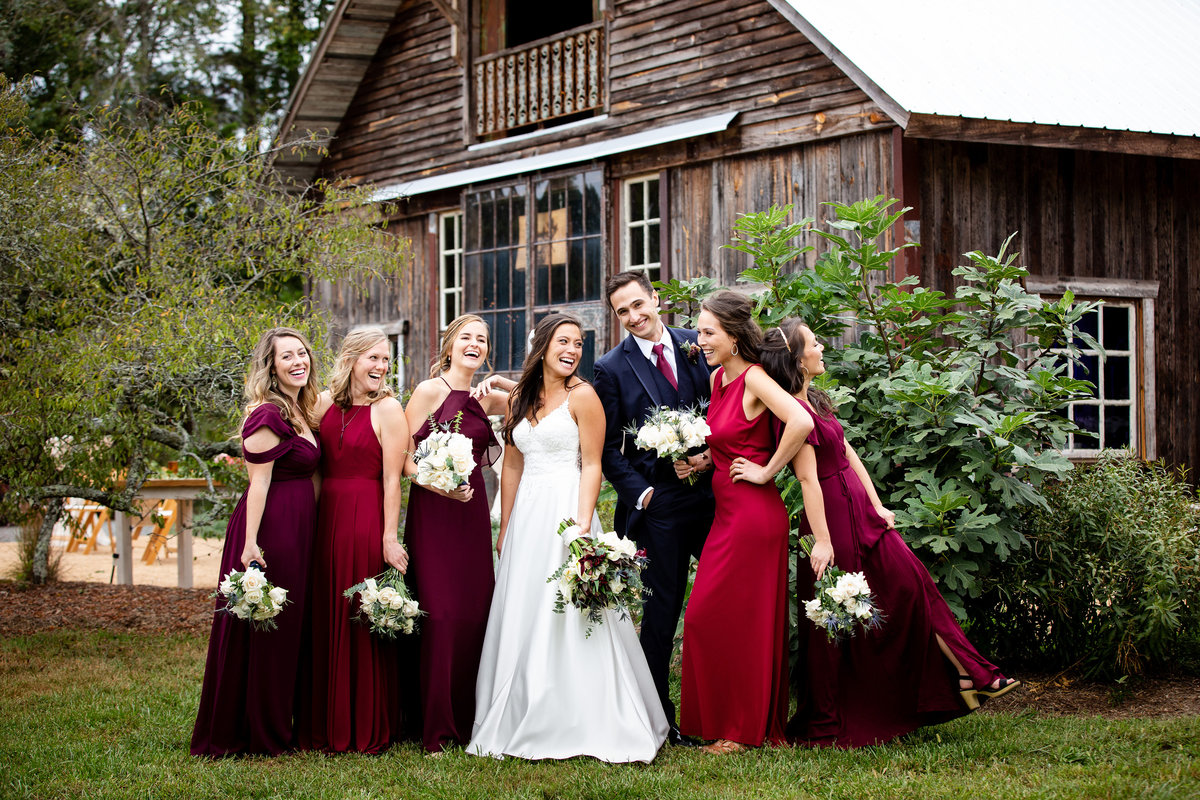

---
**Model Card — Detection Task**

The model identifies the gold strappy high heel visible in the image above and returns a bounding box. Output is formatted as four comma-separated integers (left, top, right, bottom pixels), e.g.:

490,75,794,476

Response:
960,676,1021,710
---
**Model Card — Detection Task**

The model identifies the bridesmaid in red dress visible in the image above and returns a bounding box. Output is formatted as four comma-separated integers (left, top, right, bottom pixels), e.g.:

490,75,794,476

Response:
403,314,508,754
679,292,813,754
192,327,322,756
306,327,413,753
759,318,1020,748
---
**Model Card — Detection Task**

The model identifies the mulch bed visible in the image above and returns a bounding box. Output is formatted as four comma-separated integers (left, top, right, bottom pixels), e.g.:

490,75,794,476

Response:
2,580,1198,719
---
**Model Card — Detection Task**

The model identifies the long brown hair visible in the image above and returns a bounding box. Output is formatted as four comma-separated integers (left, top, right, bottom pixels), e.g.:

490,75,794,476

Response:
700,290,763,365
760,319,836,418
243,327,322,432
328,327,396,409
501,313,583,445
430,314,491,379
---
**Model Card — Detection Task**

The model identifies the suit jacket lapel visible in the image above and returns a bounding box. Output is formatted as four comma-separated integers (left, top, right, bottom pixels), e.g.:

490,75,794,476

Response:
622,334,664,408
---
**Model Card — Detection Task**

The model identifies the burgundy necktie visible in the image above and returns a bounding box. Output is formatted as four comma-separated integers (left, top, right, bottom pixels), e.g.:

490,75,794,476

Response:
652,342,678,390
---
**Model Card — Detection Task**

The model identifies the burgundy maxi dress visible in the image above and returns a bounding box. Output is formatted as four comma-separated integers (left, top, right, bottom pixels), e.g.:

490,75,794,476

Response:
305,403,404,753
403,387,500,753
788,395,1007,747
680,366,790,746
191,404,319,756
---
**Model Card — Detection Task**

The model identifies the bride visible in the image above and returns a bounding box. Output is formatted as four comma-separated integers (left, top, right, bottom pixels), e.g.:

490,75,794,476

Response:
468,313,669,762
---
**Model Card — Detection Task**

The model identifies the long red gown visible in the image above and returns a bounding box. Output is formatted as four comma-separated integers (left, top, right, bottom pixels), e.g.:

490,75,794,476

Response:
305,403,403,753
680,366,790,746
191,404,318,756
403,389,499,753
788,395,1006,747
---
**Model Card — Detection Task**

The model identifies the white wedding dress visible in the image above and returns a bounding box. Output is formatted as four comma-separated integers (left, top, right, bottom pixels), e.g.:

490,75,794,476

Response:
468,395,669,762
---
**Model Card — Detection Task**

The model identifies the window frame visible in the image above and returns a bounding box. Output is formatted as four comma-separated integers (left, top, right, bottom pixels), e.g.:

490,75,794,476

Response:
438,210,465,331
621,173,663,284
1026,276,1158,460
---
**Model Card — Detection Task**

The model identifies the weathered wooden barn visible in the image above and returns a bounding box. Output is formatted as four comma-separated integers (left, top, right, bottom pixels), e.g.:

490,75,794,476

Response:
277,0,1200,472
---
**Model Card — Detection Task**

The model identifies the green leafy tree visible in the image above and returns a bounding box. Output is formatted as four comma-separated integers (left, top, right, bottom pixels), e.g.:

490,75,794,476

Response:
0,79,409,582
657,197,1098,614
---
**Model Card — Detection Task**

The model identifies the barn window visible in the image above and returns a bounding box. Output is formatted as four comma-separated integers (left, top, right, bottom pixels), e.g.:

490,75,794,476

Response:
622,175,662,284
1028,277,1158,460
439,211,464,330
462,168,608,376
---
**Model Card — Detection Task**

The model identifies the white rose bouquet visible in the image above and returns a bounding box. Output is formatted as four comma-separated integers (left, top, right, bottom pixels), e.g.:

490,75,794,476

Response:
799,535,885,642
343,567,423,638
625,404,711,485
547,518,649,638
211,563,289,631
413,410,476,493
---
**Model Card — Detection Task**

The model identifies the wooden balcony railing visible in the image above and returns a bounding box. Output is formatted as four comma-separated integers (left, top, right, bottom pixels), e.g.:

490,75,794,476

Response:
473,21,605,139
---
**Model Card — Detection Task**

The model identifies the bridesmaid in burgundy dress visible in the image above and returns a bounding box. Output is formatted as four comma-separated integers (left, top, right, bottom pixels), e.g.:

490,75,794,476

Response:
759,318,1020,748
403,314,508,754
306,327,412,753
192,327,322,756
679,292,813,754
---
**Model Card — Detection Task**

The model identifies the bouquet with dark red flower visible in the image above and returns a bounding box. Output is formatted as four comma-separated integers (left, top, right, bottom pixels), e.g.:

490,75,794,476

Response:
547,518,650,637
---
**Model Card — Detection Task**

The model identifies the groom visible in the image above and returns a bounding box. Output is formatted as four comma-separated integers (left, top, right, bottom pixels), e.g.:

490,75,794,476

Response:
592,271,715,746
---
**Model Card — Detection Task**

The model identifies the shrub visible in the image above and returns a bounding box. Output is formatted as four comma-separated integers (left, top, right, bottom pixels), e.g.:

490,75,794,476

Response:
969,451,1200,678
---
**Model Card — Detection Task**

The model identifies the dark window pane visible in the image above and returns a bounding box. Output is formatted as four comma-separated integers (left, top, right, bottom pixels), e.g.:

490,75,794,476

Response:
443,294,455,327
630,226,645,266
480,193,494,250
1103,305,1130,350
584,171,602,235
514,187,528,244
443,254,456,287
463,254,482,310
630,183,644,222
1105,405,1131,449
568,174,584,237
513,246,527,302
648,178,660,219
551,262,566,304
1079,355,1100,395
492,312,508,372
496,190,511,247
481,252,495,309
580,329,596,381
465,197,480,251
1104,356,1131,400
585,236,601,300
1073,308,1099,348
1075,404,1100,434
536,263,549,306
511,310,526,370
443,215,455,247
648,221,660,265
496,249,511,308
535,180,550,214
568,239,584,302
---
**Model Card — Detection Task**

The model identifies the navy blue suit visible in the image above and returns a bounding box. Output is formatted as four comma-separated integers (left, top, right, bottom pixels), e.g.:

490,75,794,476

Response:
592,327,715,725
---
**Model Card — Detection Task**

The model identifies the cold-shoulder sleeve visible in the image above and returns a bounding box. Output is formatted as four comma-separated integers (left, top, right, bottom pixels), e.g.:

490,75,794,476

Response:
241,404,297,464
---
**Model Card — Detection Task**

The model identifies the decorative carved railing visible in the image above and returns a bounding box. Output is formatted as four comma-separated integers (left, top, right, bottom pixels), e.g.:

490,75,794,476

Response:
473,22,605,138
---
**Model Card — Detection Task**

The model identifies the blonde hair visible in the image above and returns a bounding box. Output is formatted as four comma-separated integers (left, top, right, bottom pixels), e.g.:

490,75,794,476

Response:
430,314,491,378
243,327,322,432
328,326,395,409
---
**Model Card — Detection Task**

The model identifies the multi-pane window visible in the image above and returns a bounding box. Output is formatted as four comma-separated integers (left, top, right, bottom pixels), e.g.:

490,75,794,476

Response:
439,211,463,330
1055,302,1137,456
461,169,606,376
623,175,661,283
387,331,406,395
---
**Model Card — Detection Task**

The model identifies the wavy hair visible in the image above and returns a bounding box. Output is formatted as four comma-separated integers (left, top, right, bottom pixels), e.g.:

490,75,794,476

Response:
243,327,322,432
328,326,395,409
760,319,835,418
700,290,763,365
501,313,583,445
430,314,491,379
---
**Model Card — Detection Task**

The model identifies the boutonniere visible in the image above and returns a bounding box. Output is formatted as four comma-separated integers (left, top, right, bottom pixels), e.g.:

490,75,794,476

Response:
679,340,702,364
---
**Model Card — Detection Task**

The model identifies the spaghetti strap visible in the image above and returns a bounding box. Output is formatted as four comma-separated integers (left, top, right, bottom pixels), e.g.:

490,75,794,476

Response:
439,375,453,391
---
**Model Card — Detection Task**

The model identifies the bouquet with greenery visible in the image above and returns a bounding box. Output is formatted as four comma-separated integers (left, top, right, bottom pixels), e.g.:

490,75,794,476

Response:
212,563,288,631
344,567,423,638
548,519,649,637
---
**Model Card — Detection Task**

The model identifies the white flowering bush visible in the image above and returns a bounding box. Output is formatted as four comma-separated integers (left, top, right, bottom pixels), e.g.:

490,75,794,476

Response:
344,567,423,638
626,405,710,485
548,519,649,637
413,411,476,493
800,535,884,642
211,565,289,631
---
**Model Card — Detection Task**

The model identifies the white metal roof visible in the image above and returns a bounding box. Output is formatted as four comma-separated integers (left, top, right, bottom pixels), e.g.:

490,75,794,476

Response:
777,0,1200,137
369,112,738,201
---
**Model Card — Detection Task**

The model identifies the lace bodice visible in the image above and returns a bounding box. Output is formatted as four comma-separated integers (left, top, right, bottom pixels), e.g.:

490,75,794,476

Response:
512,396,581,479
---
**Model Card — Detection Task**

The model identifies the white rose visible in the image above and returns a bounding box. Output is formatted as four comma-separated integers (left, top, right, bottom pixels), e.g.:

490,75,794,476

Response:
377,587,398,606
401,599,420,618
360,588,378,607
219,576,235,596
851,600,874,620
388,593,406,611
609,576,625,595
402,620,415,634
240,568,266,591
268,586,288,606
243,588,264,605
803,598,825,622
230,603,249,619
364,578,378,592
252,605,272,621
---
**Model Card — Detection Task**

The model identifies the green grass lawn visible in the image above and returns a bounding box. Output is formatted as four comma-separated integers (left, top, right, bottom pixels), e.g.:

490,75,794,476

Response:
1,631,1196,800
